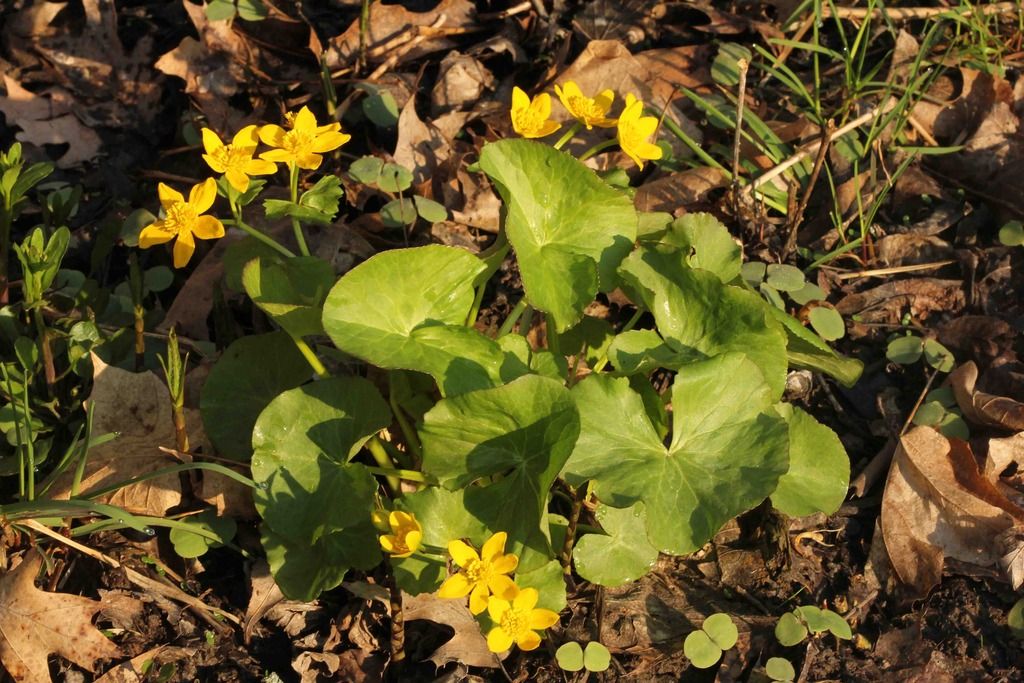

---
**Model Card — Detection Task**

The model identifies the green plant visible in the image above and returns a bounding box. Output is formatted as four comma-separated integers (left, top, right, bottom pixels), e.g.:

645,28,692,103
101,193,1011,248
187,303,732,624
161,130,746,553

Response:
205,0,267,22
766,656,797,682
684,613,739,669
556,641,611,672
775,605,852,646
886,333,955,372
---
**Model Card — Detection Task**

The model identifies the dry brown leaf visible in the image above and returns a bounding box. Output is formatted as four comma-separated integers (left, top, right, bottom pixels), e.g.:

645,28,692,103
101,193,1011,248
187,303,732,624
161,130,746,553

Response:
835,278,964,326
874,234,954,267
242,559,286,644
950,361,1024,431
0,552,124,682
937,316,1016,366
431,52,494,114
0,75,102,168
94,645,196,683
633,168,729,213
403,592,499,669
986,432,1024,482
880,426,1024,596
393,98,452,185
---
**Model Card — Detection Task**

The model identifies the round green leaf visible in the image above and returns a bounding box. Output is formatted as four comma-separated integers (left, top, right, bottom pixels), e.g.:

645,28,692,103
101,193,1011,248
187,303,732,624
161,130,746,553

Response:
684,630,722,669
223,236,286,292
658,213,741,283
516,559,567,613
573,502,659,587
771,405,850,517
923,338,955,372
349,156,384,185
400,486,487,549
775,612,808,646
794,605,829,633
583,642,611,672
765,656,796,681
1009,598,1024,638
143,266,174,294
236,0,267,21
741,261,766,286
479,139,637,332
391,554,446,595
380,198,417,227
912,400,946,427
322,245,507,395
363,91,400,128
419,375,580,572
377,163,413,192
998,220,1024,246
938,412,970,439
606,329,684,376
702,613,738,650
204,0,236,22
808,306,845,341
788,281,826,305
169,511,237,559
566,355,789,555
200,332,311,460
556,642,584,672
242,256,334,338
766,264,806,292
413,195,448,223
120,208,157,247
886,335,924,365
820,609,852,640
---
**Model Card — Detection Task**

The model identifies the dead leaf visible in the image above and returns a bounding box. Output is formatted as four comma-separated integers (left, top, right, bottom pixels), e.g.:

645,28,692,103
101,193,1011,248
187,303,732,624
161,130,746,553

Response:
874,234,954,267
393,98,453,185
984,432,1024,482
0,75,102,168
633,168,729,213
94,645,196,683
0,552,124,682
836,278,965,332
403,592,499,669
243,560,285,644
950,361,1024,431
937,316,1016,366
431,51,494,114
880,426,1024,596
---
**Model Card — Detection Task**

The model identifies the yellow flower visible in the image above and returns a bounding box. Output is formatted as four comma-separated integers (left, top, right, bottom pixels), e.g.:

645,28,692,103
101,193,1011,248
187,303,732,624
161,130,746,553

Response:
486,586,560,653
510,86,560,139
139,179,224,268
437,531,518,615
554,81,616,129
617,94,663,169
201,125,278,193
258,106,351,170
379,511,422,559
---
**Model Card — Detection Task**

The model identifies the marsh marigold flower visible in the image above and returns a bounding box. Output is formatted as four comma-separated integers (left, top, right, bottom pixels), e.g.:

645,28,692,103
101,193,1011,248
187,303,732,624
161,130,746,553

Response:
259,106,350,170
140,179,224,268
510,86,560,139
379,511,422,559
201,125,277,193
486,586,560,653
554,81,616,129
437,531,518,615
617,94,663,169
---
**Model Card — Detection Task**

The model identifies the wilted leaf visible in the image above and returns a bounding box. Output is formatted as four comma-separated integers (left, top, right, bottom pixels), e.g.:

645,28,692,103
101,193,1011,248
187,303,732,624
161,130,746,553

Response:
0,75,102,168
403,592,499,669
950,362,1024,431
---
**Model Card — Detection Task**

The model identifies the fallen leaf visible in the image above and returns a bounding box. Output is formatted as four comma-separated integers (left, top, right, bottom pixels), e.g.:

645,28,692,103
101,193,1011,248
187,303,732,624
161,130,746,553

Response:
393,98,453,185
0,75,102,168
633,168,729,213
835,278,965,330
937,316,1016,367
0,552,124,682
880,426,1024,596
874,234,954,267
94,645,196,683
950,361,1024,431
403,592,499,669
431,51,495,114
243,559,285,644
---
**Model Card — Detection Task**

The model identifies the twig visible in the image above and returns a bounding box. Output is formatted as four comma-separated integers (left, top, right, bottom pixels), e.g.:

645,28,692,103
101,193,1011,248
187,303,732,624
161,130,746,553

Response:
823,2,1020,20
796,640,818,683
386,568,405,681
731,59,750,218
477,1,532,20
833,260,957,280
368,16,446,82
782,120,834,260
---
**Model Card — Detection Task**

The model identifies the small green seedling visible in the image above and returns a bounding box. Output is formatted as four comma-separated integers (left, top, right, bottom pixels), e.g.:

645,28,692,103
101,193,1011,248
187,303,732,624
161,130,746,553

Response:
1009,598,1024,639
886,334,954,372
775,606,851,646
555,641,611,672
742,261,844,340
765,656,796,682
205,0,267,22
684,613,738,668
169,510,238,559
911,386,969,439
998,220,1024,247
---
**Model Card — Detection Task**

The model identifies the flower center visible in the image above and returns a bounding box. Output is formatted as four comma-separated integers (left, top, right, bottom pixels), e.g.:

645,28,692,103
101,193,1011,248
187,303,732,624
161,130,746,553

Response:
513,108,545,132
282,128,315,155
499,606,528,638
464,558,491,584
165,202,196,234
569,96,604,121
212,145,251,170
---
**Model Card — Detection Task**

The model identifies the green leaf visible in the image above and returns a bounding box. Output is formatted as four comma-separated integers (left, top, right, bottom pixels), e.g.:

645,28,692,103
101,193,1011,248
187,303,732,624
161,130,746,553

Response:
120,208,157,248
204,0,236,21
236,0,267,21
741,261,766,286
573,502,658,586
775,612,808,646
766,264,806,292
820,609,852,639
887,335,924,364
583,642,611,672
413,195,448,223
362,90,400,128
620,246,788,398
479,139,637,332
559,316,614,368
606,329,684,375
391,554,446,595
913,400,946,426
322,246,509,395
1008,598,1024,638
808,306,845,341
515,559,567,612
938,412,970,439
771,405,849,517
399,486,487,549
998,220,1024,246
143,266,174,294
169,511,237,559
684,630,722,668
223,235,286,292
566,355,789,554
712,43,753,86
200,332,312,460
419,375,580,572
242,256,334,337
703,613,738,650
251,378,391,600
349,156,384,185
767,306,863,387
789,281,826,305
377,163,413,192
556,642,584,672
300,176,344,217
794,605,830,633
923,338,954,372
380,198,417,227
656,213,741,283
765,657,796,681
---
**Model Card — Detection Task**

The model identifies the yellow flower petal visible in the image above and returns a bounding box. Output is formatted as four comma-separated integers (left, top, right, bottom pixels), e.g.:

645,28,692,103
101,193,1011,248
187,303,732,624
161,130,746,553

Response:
312,131,350,154
481,532,508,562
380,534,399,553
157,183,184,210
138,222,174,248
188,178,217,214
516,630,542,651
244,158,277,176
295,152,323,170
489,553,518,576
259,124,287,147
201,128,224,155
513,587,539,612
487,596,511,622
512,86,530,113
173,230,196,268
203,153,227,174
293,106,317,132
469,584,489,615
404,529,422,555
259,148,292,164
232,124,260,147
225,169,250,193
448,540,479,568
371,510,391,532
487,627,514,653
536,120,561,137
486,574,517,601
192,215,225,240
437,572,472,598
528,608,560,630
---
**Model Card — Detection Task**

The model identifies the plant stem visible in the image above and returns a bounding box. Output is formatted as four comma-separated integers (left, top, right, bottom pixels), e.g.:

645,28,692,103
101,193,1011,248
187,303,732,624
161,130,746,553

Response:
32,308,55,398
387,566,406,680
552,122,582,151
290,334,328,378
578,139,617,163
367,435,400,493
129,252,145,371
497,297,528,337
559,483,583,576
225,203,295,259
289,164,311,257
546,313,561,356
388,373,422,465
0,195,11,305
466,281,486,327
364,465,432,484
591,308,643,373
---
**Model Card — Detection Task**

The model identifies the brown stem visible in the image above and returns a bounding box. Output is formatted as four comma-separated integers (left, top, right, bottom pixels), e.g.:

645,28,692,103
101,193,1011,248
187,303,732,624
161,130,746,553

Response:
133,305,145,372
560,484,583,577
32,309,55,397
172,406,189,454
387,568,405,680
782,120,834,260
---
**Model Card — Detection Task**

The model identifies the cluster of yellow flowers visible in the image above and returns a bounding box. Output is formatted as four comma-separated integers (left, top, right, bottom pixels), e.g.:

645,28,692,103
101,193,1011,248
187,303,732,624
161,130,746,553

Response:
510,80,663,168
378,514,560,653
140,106,349,268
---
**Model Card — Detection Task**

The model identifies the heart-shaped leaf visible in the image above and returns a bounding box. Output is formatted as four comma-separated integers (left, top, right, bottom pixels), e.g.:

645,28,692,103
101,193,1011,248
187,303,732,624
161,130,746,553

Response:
419,375,580,572
242,256,334,337
684,630,722,668
572,502,659,586
771,405,849,517
646,213,741,284
478,139,637,332
566,354,789,554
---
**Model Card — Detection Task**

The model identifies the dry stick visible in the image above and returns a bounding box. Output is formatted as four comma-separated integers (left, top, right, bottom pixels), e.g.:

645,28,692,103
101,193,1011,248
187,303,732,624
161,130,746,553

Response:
20,519,240,632
782,120,835,260
731,59,750,219
477,1,532,20
367,16,447,82
823,2,1020,20
833,260,957,280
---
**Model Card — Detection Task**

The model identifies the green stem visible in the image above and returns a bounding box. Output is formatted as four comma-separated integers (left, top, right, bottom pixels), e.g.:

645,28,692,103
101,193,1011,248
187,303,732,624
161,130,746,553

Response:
578,139,618,163
20,372,34,501
1,364,24,498
466,281,486,327
591,308,644,373
553,122,582,151
497,297,528,337
290,335,328,378
546,313,561,356
225,203,295,258
0,194,12,304
388,373,422,465
367,436,400,494
519,305,533,337
364,466,433,484
289,164,311,257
